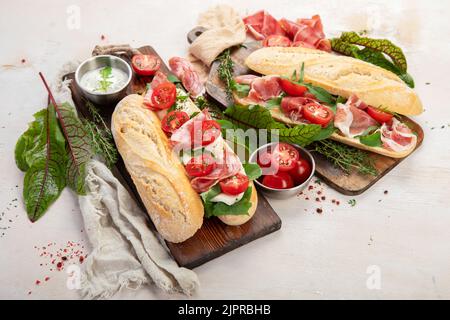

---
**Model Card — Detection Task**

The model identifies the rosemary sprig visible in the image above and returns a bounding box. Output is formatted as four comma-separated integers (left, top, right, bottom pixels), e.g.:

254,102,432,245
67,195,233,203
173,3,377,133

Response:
311,139,378,176
83,101,118,168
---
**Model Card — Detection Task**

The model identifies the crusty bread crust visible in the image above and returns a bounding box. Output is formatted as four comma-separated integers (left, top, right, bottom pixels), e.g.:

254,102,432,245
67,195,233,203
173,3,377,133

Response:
112,94,204,243
245,47,423,116
218,182,258,226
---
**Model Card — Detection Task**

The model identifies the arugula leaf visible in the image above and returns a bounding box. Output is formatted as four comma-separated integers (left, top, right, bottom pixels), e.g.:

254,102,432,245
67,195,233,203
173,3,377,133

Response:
167,74,181,83
232,81,250,98
56,102,93,195
17,105,67,222
359,131,382,147
265,96,283,109
211,187,253,217
243,163,262,181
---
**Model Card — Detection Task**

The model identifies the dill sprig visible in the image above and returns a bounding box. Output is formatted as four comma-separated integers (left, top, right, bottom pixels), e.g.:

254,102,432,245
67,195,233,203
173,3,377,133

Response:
311,139,378,176
83,101,118,168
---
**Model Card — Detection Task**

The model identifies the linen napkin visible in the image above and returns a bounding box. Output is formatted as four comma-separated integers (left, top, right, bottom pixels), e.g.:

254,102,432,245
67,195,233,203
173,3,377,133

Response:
189,5,246,66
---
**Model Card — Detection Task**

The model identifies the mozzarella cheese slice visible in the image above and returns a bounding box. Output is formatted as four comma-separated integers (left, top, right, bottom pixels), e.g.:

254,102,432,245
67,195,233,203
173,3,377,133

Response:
211,192,245,205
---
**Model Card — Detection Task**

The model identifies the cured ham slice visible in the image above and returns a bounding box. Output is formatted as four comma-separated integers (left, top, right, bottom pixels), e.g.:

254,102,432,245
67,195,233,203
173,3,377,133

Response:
248,76,282,101
190,147,242,193
335,98,379,138
243,10,285,40
380,118,417,152
280,97,318,122
169,57,205,98
279,15,331,52
234,74,259,85
143,71,170,106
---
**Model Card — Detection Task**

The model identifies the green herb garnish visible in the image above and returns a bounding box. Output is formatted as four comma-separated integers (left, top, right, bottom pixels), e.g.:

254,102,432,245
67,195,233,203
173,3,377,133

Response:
96,66,113,92
311,139,378,176
348,199,357,207
83,101,118,168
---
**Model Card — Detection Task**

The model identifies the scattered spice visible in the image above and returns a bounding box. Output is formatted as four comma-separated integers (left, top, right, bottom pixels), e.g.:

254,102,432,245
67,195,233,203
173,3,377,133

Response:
101,34,106,40
384,190,389,195
316,208,323,214
21,59,26,64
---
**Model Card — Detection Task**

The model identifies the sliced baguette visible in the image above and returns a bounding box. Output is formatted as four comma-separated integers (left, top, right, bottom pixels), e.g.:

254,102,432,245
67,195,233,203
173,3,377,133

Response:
245,47,423,116
112,94,204,243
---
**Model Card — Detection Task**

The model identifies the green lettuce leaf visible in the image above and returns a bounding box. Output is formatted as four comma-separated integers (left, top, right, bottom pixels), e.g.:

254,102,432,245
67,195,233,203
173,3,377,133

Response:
243,163,262,181
56,103,93,195
211,187,252,217
359,131,382,147
19,105,67,222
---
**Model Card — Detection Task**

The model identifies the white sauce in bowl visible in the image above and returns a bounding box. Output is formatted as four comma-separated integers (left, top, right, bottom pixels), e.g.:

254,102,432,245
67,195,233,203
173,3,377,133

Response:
80,66,128,94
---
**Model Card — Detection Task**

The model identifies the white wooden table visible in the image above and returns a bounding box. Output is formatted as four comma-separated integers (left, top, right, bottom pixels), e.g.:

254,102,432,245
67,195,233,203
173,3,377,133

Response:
1,0,449,300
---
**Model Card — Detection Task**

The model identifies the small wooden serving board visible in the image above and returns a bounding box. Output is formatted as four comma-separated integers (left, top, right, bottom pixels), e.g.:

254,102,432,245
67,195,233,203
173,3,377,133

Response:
65,45,281,269
187,28,425,196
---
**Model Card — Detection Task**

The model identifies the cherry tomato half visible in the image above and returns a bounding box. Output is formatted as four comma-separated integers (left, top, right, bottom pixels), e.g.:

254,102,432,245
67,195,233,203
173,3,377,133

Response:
302,103,334,127
219,173,250,196
262,172,294,190
257,151,273,168
272,143,300,172
190,120,222,147
131,54,161,76
150,82,177,110
279,78,308,97
289,158,312,185
161,111,190,134
185,154,217,178
262,35,292,47
366,106,393,124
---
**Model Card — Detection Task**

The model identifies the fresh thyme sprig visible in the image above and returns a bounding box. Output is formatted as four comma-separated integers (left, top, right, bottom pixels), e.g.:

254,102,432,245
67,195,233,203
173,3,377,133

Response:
311,139,378,176
83,101,118,168
217,49,235,100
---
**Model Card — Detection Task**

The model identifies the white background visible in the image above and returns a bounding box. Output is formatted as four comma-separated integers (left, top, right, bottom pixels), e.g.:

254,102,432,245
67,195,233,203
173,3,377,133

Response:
0,0,449,299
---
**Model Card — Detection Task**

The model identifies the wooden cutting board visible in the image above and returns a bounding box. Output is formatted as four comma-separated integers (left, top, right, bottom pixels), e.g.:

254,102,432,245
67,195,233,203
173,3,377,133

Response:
187,28,425,196
64,45,281,269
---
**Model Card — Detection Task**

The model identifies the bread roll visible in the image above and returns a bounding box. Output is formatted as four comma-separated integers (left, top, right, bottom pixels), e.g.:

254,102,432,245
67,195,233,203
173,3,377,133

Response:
245,47,423,116
218,182,258,226
111,94,204,243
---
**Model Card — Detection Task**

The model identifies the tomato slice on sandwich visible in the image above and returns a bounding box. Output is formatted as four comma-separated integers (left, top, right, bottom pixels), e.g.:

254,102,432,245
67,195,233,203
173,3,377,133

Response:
161,111,189,134
186,154,217,177
279,78,308,97
190,119,222,147
219,173,250,196
150,82,177,110
366,106,393,124
302,103,334,127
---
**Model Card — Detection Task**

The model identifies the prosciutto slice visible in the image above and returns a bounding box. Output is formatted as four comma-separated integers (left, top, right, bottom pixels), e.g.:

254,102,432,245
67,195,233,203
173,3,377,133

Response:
279,15,331,52
169,57,205,98
243,10,285,40
190,147,242,193
335,96,379,138
233,75,282,104
143,71,169,106
380,118,417,152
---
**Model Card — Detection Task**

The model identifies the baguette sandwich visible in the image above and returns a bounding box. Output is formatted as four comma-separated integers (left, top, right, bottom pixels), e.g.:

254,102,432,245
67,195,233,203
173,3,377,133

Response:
232,46,423,158
112,63,259,243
